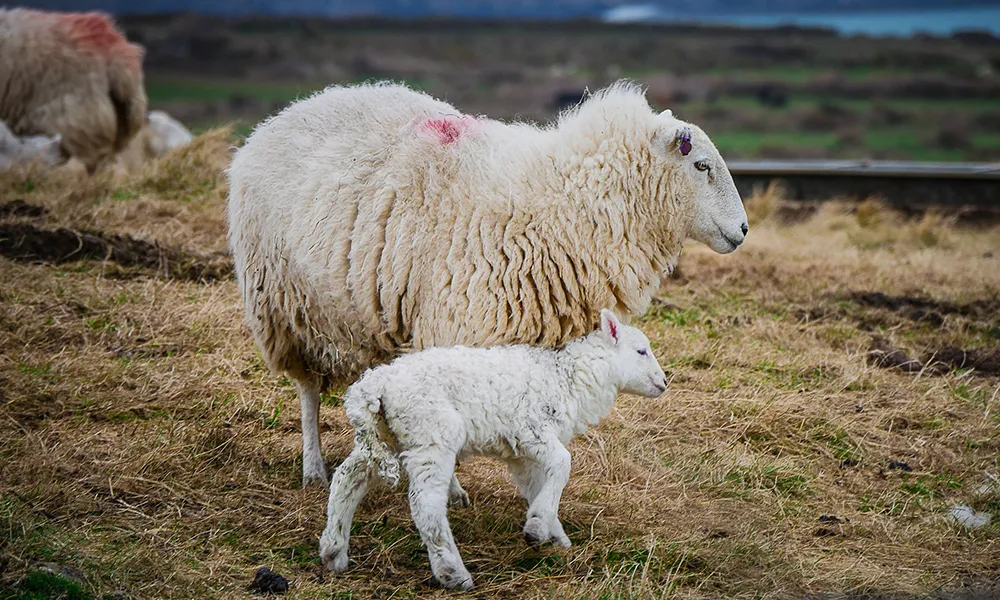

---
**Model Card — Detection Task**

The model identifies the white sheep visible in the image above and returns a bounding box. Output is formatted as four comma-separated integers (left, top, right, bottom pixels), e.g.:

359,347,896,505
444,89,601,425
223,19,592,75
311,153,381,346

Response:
228,80,747,487
113,110,195,174
319,309,667,590
0,8,147,173
0,120,63,170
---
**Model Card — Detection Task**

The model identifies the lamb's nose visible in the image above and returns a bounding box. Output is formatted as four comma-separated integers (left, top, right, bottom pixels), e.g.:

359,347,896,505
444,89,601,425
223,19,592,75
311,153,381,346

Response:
740,222,749,236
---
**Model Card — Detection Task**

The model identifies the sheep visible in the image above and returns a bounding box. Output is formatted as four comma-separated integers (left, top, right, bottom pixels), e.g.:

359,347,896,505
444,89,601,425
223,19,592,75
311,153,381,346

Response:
227,80,747,487
319,309,667,590
0,8,147,173
0,120,63,170
113,110,194,174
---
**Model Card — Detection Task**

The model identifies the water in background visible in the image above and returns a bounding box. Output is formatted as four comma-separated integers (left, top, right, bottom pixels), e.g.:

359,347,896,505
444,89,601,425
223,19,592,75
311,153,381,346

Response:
603,5,1000,36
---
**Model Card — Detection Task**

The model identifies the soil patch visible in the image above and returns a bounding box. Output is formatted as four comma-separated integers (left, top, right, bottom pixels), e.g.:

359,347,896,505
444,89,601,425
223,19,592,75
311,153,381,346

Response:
926,346,1000,376
0,200,48,219
0,222,232,282
849,291,1000,325
867,335,923,372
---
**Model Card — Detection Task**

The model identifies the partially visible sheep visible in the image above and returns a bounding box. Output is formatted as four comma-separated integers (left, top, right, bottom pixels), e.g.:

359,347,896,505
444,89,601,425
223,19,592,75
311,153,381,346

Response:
0,120,63,170
114,110,194,174
0,8,147,172
228,81,747,487
319,309,666,590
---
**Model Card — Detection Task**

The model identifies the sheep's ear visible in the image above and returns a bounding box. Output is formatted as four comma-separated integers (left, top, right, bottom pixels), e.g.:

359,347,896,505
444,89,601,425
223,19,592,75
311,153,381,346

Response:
600,309,620,345
659,109,672,118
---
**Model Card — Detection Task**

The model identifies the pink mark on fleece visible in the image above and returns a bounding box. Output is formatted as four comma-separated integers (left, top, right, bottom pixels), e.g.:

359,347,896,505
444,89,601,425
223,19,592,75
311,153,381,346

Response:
60,12,142,68
421,116,476,144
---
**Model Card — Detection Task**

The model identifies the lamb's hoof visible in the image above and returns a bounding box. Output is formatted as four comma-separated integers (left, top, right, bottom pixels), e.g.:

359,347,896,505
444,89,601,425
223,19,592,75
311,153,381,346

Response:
435,564,473,591
448,487,471,508
302,465,329,488
319,542,349,573
523,516,550,548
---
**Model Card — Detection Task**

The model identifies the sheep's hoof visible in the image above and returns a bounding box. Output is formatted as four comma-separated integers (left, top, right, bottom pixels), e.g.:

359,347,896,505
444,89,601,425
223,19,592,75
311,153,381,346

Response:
448,487,471,508
523,516,550,548
436,564,473,590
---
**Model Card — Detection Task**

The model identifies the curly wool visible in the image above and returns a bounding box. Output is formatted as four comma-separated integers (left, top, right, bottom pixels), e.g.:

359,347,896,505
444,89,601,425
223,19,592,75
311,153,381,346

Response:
229,81,704,386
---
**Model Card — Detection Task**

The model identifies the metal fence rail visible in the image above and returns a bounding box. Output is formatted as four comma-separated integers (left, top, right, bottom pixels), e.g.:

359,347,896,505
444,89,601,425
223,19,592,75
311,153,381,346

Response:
728,160,1000,208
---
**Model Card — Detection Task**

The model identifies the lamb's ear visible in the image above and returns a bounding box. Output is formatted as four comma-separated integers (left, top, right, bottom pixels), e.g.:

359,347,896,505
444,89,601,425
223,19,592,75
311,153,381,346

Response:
600,309,620,345
659,109,673,118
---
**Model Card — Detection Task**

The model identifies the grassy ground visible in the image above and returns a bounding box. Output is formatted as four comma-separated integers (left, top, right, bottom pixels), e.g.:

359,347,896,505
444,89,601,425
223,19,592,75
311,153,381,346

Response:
1,133,999,599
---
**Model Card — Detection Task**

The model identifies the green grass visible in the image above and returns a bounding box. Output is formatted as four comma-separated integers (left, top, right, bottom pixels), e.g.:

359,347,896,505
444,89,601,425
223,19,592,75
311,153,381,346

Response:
711,131,840,155
146,78,323,104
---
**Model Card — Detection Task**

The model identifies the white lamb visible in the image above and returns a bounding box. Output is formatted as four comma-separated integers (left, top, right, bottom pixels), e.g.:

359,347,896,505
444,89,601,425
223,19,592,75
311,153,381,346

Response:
228,80,747,488
0,120,63,170
319,309,667,590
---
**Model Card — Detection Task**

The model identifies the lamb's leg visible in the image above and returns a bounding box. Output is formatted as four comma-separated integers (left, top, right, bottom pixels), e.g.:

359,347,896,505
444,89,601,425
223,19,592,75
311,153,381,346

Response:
319,447,373,572
295,377,328,487
404,449,473,590
520,438,572,548
448,474,470,508
508,458,569,545
507,458,544,504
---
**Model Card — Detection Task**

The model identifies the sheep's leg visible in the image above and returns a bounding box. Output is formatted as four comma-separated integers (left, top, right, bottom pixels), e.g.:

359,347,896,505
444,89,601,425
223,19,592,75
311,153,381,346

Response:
319,447,373,572
520,439,572,548
507,458,544,504
404,449,473,590
295,377,328,487
448,474,470,508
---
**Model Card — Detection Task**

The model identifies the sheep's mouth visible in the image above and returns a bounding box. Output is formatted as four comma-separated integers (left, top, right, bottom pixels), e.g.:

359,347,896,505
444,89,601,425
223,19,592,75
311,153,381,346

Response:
717,228,745,252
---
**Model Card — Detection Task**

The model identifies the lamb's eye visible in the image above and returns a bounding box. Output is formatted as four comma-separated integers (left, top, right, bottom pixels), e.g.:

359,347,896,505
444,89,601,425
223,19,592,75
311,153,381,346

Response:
695,160,711,172
637,349,648,356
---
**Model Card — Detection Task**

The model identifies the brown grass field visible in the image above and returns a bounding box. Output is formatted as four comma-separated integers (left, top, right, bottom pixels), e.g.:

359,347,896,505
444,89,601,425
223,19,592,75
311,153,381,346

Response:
1,130,999,599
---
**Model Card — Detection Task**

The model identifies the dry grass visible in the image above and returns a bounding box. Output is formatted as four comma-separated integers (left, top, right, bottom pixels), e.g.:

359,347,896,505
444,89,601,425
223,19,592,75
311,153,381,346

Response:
1,134,998,599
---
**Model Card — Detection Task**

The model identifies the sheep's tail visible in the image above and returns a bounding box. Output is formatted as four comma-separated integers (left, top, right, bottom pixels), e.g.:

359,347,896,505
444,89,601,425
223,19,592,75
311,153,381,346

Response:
343,386,401,487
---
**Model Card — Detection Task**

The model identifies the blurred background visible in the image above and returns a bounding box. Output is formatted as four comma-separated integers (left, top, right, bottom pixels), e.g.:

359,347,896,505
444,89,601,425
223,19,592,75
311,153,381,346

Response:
16,0,1000,161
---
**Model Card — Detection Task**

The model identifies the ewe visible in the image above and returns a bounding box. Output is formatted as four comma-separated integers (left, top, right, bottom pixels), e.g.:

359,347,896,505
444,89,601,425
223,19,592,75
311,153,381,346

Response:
319,309,667,590
0,8,147,172
228,81,747,487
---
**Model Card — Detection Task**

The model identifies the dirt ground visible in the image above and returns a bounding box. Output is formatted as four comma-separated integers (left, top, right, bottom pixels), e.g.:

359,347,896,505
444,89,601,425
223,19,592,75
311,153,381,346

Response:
1,131,998,599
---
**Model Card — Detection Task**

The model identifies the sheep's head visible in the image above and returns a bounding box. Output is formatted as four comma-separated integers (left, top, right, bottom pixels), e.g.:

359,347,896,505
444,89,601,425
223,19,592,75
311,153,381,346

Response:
598,309,667,398
652,111,748,254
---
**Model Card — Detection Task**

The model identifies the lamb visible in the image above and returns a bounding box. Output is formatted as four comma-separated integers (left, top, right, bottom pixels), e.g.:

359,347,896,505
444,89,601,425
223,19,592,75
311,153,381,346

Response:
319,309,667,590
113,110,194,174
0,121,63,170
227,81,747,487
0,8,147,173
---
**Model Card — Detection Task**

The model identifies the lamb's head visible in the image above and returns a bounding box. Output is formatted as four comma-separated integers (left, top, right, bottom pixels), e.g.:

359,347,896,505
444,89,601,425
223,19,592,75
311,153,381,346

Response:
598,309,667,398
19,134,64,167
651,111,748,254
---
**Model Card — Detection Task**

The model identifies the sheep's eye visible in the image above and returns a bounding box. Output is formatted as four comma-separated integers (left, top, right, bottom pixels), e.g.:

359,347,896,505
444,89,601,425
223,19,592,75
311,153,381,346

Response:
695,160,711,172
637,349,648,356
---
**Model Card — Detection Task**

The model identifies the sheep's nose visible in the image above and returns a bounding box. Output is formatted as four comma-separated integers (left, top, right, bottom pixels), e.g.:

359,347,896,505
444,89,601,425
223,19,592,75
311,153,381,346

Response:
740,222,749,236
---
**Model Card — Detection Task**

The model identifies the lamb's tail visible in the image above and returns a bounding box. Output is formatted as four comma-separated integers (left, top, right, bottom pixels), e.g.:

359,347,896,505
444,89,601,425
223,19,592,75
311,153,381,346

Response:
343,385,401,487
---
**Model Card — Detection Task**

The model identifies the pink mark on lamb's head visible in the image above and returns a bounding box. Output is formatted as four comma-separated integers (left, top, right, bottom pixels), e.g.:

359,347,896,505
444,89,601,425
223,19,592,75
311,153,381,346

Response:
421,116,475,145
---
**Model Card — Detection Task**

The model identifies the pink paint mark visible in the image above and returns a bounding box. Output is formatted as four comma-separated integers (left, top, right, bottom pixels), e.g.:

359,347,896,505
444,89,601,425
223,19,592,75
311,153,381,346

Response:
421,116,475,145
59,12,143,69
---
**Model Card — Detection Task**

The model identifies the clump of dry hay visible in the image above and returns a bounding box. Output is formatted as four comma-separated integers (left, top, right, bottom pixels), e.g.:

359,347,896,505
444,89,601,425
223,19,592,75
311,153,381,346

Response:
1,134,998,599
